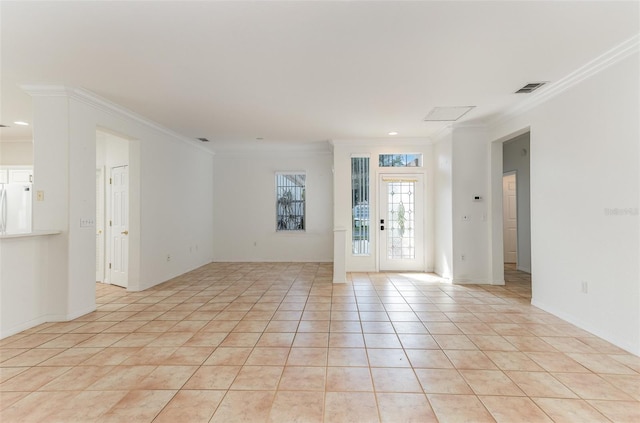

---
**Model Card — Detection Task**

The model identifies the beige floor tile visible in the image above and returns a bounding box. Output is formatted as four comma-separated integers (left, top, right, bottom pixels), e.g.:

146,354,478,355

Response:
366,348,411,367
480,396,552,422
525,352,590,373
39,365,113,391
444,350,498,369
231,365,284,390
371,367,422,392
567,352,638,375
405,349,454,368
278,366,326,391
0,391,30,411
1,348,65,367
45,390,128,423
268,391,324,423
552,372,634,400
203,347,252,365
600,374,640,401
415,368,474,394
588,399,640,422
88,365,156,390
532,398,609,422
459,369,525,396
97,389,176,423
81,347,141,366
324,391,380,423
0,391,78,422
136,365,197,389
326,366,373,392
428,394,496,423
4,264,639,423
506,371,577,398
376,392,437,422
328,348,369,367
484,350,545,371
245,347,290,366
433,334,478,350
0,366,70,392
219,332,261,347
210,390,275,423
153,390,225,423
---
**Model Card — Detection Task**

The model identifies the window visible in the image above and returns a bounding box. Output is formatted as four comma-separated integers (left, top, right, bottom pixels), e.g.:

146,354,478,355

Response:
351,157,369,254
276,172,305,231
379,154,422,167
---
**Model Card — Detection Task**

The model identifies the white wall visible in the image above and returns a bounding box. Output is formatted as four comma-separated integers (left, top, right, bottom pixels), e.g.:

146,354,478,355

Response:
488,52,639,354
0,142,33,165
332,139,435,273
212,146,333,262
1,86,215,338
434,132,453,279
503,132,531,272
451,127,493,283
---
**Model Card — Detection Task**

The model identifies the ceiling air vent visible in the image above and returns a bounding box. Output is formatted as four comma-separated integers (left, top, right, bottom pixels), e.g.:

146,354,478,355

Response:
424,106,475,122
0,124,10,128
515,82,547,94
197,137,210,142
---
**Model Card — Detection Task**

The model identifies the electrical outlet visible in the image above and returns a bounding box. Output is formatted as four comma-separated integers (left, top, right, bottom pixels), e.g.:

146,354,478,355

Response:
166,254,171,262
462,215,471,221
461,254,466,261
581,281,588,294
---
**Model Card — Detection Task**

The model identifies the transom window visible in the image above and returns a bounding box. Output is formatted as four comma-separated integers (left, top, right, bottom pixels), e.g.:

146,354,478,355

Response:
275,172,305,231
379,154,422,167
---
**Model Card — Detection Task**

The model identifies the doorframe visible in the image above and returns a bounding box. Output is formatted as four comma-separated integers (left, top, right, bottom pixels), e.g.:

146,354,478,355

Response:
375,168,427,272
489,127,531,285
502,170,518,267
96,166,106,283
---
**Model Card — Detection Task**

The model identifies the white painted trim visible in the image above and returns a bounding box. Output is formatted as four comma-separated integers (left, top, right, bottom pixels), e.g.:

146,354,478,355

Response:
20,85,214,155
331,137,435,147
531,298,638,356
490,34,640,127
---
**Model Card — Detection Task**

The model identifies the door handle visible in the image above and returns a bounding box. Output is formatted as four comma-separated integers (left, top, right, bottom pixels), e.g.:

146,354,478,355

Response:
121,230,129,235
380,225,385,231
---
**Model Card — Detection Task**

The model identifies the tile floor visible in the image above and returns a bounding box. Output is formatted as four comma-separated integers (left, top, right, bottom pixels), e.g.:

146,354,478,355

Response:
1,262,639,422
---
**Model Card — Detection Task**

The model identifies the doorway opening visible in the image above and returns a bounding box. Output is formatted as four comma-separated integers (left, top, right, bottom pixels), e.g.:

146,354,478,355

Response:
96,130,130,288
502,132,531,275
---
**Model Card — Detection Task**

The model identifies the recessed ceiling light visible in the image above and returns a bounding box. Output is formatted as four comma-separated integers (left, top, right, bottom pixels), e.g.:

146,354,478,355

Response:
14,121,29,126
388,131,398,136
424,106,475,121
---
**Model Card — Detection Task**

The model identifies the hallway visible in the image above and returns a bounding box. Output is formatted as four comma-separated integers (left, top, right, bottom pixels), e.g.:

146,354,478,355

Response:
1,263,638,422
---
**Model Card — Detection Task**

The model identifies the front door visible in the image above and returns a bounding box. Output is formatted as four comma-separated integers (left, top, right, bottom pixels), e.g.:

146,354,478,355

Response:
110,165,129,288
379,174,424,271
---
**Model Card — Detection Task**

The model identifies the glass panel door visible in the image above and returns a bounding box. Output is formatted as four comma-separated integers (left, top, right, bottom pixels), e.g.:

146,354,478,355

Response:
378,174,424,271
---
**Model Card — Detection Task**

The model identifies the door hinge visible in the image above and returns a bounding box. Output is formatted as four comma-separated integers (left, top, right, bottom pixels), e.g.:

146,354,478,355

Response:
109,220,112,227
109,177,112,184
108,263,112,269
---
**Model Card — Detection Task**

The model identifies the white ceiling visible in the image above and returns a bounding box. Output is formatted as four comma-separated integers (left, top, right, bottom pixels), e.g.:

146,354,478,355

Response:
1,1,638,148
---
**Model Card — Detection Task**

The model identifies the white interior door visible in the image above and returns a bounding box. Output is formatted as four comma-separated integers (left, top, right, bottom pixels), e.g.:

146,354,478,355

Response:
379,174,424,271
503,173,518,264
109,165,129,288
96,168,105,282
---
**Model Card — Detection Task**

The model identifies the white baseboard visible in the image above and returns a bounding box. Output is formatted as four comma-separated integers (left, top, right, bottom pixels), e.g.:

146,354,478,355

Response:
531,298,639,356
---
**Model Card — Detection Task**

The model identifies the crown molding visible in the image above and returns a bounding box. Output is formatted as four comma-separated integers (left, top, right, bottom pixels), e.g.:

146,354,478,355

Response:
330,137,435,147
490,34,640,128
20,85,213,155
